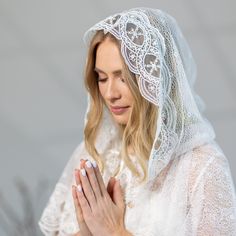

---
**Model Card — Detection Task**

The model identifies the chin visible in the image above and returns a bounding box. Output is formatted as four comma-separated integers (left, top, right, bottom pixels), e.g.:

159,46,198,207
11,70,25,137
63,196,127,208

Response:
113,116,128,125
117,121,128,125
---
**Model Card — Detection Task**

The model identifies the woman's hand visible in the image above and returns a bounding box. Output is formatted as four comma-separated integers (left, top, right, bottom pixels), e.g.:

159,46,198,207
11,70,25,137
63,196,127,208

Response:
72,159,93,236
72,159,117,236
72,159,127,236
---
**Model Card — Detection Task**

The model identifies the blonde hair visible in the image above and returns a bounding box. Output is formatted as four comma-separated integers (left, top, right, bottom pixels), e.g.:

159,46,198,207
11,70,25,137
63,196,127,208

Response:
84,30,158,183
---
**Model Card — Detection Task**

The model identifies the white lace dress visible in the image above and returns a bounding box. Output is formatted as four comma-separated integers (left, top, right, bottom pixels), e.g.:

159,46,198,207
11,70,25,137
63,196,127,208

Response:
38,141,236,236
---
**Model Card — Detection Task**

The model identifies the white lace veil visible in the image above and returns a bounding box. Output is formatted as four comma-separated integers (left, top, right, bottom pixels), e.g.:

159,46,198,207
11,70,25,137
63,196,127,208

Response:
83,7,216,186
38,8,228,235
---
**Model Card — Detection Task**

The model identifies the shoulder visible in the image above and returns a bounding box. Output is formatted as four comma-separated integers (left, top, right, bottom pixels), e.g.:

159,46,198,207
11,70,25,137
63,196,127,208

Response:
71,141,87,159
38,141,87,235
179,141,228,174
189,141,229,177
172,141,227,185
65,141,94,168
184,141,234,200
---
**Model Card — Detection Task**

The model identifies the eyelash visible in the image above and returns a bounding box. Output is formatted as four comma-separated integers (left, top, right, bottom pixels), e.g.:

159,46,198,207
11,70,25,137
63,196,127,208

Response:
120,77,125,82
98,77,125,83
98,78,107,83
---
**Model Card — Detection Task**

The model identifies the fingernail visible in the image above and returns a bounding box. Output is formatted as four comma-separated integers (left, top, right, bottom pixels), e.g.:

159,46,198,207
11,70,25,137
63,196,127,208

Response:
91,160,97,168
85,160,92,168
81,168,86,176
77,184,82,192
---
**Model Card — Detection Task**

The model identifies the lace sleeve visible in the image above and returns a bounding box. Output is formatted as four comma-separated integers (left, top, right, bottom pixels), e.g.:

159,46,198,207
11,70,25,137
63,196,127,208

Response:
185,147,236,235
38,141,87,236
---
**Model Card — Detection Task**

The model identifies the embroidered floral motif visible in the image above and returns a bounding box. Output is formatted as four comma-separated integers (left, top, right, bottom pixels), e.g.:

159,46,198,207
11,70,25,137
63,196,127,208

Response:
127,25,143,41
145,57,161,76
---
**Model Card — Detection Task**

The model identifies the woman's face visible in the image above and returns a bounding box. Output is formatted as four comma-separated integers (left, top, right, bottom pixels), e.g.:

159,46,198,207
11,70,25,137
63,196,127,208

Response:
95,38,134,125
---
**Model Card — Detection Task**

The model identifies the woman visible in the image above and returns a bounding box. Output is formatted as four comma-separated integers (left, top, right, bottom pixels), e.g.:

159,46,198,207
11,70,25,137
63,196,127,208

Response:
39,8,236,235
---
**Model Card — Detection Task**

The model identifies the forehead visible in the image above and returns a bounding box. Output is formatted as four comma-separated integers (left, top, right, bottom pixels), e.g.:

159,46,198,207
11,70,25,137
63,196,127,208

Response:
95,38,123,73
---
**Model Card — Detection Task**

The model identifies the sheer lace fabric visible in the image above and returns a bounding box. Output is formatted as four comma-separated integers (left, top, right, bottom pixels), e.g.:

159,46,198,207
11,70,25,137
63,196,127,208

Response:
39,141,236,235
83,8,216,184
39,7,236,236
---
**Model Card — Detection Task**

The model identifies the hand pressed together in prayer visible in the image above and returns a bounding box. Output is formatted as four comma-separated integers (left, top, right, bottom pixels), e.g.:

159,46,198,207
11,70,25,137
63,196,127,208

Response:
72,159,132,236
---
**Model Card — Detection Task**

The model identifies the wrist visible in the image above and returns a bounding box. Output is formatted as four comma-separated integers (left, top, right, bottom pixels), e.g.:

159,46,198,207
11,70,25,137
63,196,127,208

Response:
111,228,133,236
123,230,133,236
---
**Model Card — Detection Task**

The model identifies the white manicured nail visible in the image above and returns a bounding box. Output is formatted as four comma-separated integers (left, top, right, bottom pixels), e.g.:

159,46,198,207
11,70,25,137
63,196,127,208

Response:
92,160,97,168
77,184,82,192
81,168,86,176
85,160,92,168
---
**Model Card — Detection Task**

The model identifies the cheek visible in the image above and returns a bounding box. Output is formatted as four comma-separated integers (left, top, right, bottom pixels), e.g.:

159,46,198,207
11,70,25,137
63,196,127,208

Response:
124,87,134,102
98,84,106,99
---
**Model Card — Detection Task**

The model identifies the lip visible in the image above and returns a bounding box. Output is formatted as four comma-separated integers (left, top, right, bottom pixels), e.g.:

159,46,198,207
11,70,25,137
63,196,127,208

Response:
110,106,130,115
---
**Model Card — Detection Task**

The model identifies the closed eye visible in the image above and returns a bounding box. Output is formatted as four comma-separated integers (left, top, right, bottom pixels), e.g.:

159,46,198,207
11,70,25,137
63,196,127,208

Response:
120,77,125,83
98,77,107,83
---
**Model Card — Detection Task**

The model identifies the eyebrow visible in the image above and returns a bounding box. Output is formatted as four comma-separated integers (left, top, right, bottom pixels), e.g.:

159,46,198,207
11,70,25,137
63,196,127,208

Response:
94,67,122,76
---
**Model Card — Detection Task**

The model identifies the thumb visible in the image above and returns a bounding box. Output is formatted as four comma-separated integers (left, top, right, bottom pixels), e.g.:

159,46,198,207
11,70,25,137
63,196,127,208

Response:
113,179,125,209
107,177,116,198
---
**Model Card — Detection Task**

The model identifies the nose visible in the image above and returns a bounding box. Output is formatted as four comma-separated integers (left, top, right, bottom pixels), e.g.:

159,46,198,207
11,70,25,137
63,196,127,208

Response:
104,78,121,102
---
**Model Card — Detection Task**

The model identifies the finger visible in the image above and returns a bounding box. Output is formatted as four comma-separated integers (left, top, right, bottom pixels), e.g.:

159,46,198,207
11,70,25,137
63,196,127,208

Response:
113,180,125,209
76,183,92,218
74,158,91,187
91,161,107,196
107,177,116,199
72,185,85,223
74,159,86,185
74,169,81,186
79,168,97,208
84,160,102,200
80,159,87,169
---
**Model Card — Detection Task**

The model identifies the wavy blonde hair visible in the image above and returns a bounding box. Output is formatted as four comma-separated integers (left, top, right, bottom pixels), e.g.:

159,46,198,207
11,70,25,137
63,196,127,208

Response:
84,30,158,183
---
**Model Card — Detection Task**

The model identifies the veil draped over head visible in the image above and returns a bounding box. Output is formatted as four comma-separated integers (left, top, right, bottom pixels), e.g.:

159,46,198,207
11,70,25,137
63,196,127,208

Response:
39,8,236,236
83,7,215,186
